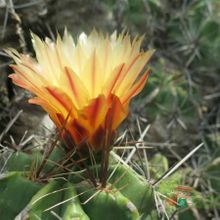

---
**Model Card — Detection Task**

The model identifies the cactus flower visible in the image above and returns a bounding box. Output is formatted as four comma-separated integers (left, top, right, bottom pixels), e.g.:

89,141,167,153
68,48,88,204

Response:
7,30,154,151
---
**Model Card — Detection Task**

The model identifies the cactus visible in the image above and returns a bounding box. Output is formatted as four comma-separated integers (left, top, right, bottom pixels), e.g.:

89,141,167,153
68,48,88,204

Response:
0,150,154,220
0,30,157,220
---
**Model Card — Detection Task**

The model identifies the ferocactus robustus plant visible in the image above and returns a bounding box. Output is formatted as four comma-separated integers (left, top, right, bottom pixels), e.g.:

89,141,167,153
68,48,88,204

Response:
1,30,155,220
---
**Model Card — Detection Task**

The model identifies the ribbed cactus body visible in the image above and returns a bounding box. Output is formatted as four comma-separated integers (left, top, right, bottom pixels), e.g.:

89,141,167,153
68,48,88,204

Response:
77,181,140,220
0,172,41,219
0,151,154,220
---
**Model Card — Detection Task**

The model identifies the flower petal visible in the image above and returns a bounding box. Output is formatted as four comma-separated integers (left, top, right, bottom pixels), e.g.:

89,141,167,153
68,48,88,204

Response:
82,95,107,129
29,97,62,127
63,66,90,108
103,63,125,97
121,69,150,104
105,95,128,131
81,50,102,97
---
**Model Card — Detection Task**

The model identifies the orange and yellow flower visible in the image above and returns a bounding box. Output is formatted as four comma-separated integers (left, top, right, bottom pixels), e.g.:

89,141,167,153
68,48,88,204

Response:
7,30,154,151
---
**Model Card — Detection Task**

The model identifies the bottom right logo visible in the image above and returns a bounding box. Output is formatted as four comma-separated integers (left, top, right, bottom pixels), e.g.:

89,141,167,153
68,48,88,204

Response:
166,185,193,208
